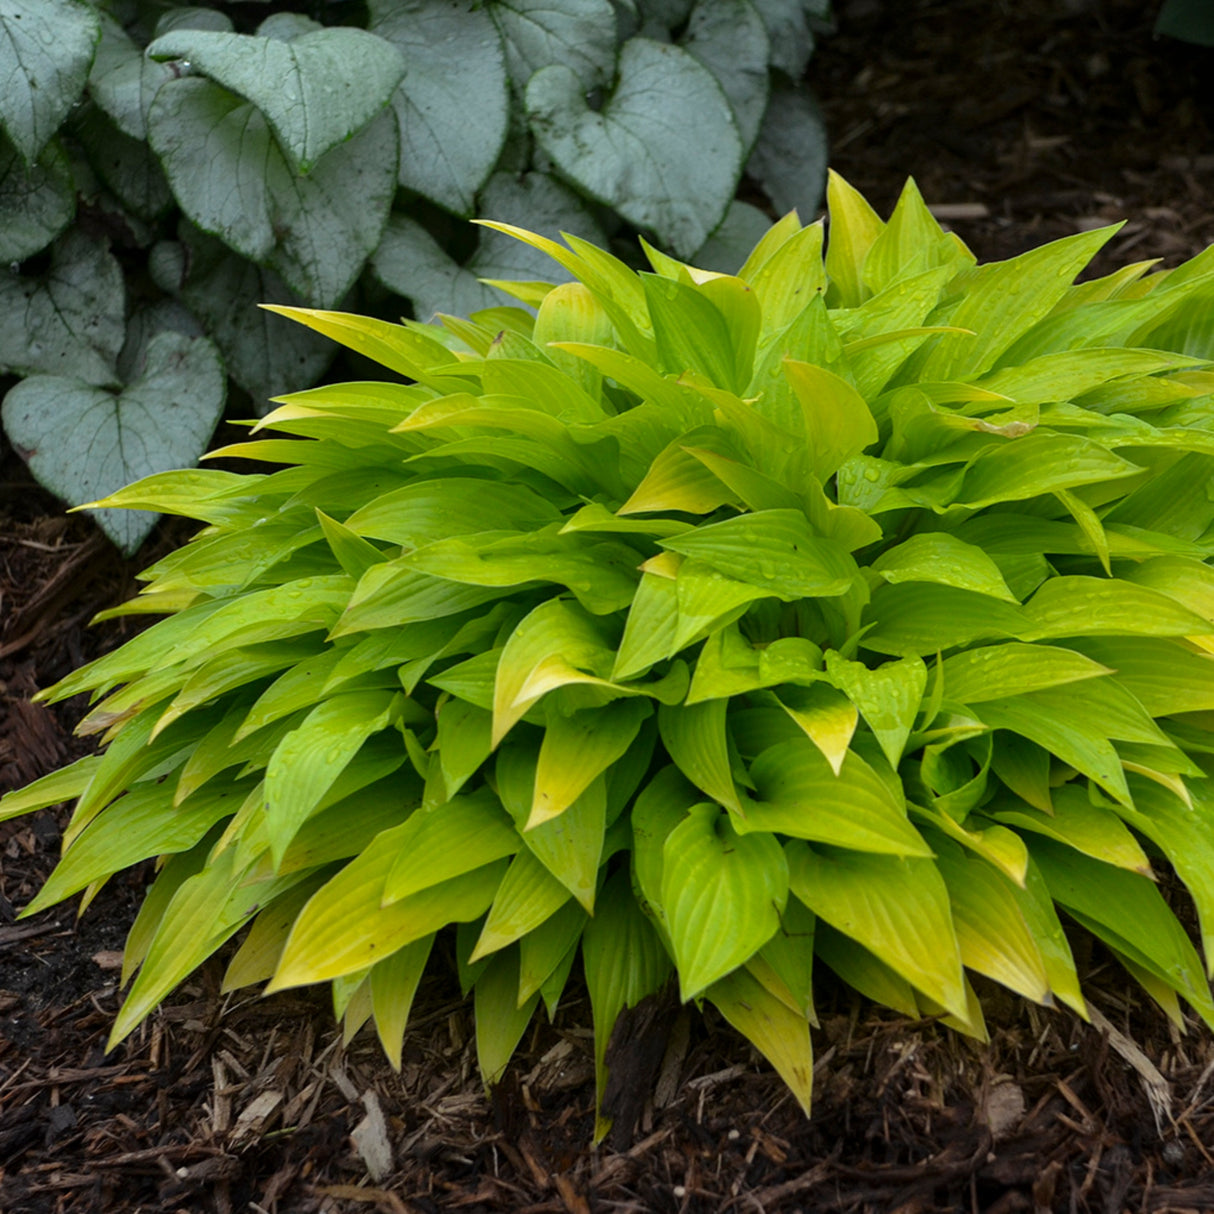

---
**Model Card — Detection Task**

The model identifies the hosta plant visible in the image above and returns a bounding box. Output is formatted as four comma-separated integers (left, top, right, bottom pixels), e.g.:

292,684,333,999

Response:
8,174,1214,1133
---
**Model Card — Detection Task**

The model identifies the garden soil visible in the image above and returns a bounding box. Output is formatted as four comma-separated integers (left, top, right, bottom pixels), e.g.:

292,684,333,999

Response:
4,1,1214,1209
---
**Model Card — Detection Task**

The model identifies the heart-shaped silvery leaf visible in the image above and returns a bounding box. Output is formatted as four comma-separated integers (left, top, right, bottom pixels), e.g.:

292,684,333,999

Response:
148,79,398,306
0,134,74,262
746,82,828,217
262,109,398,308
0,0,99,164
147,81,278,263
751,0,816,78
0,232,124,382
77,106,172,221
488,0,618,92
369,0,509,217
2,329,225,553
87,13,176,140
88,8,233,142
372,171,607,320
145,26,405,173
681,0,770,152
173,225,334,411
526,38,742,258
694,201,773,275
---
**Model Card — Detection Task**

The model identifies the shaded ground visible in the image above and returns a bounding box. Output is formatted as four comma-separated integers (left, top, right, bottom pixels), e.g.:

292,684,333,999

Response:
817,0,1214,270
4,1,1214,1209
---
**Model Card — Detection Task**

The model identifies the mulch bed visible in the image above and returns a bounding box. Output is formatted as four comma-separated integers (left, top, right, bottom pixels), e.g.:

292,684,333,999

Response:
4,1,1214,1209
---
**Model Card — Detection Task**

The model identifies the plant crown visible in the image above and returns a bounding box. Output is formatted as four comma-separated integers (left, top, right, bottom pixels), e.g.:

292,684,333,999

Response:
7,174,1214,1132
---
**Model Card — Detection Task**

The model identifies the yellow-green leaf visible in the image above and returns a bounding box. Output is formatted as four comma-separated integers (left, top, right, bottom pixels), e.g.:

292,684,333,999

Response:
782,359,878,479
988,785,1152,873
531,699,650,827
774,684,858,776
826,652,926,768
382,788,519,905
928,834,1050,1003
474,948,540,1088
271,822,506,988
787,842,967,1018
660,804,788,1000
365,954,437,1056
583,868,672,1136
941,642,1111,704
706,967,813,1116
658,698,742,814
660,509,856,600
471,848,572,962
497,742,607,912
744,737,932,857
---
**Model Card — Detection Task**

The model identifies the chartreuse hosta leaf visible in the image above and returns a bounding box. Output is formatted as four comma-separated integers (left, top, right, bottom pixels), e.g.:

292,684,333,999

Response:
787,842,970,1022
497,740,607,912
475,948,542,1088
659,803,788,1000
14,177,1214,1127
708,965,814,1115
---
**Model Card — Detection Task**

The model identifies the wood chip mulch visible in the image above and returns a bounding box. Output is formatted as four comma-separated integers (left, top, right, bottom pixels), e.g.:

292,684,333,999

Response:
4,891,1214,1214
5,1,1214,1208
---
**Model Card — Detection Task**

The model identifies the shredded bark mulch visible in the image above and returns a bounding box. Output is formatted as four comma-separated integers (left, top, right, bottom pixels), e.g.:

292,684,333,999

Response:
5,1,1214,1209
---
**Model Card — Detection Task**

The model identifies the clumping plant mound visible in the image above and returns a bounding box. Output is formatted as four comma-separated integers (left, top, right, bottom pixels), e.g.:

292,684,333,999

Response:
9,174,1214,1134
